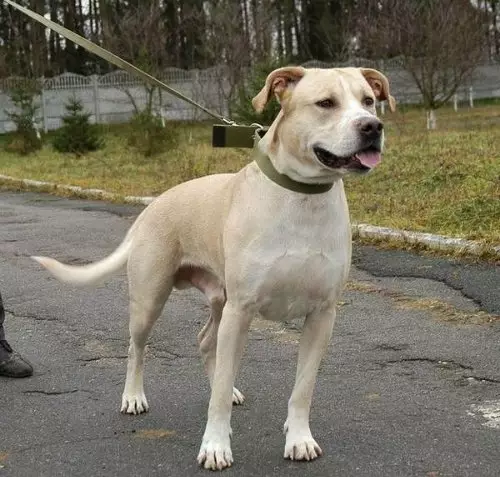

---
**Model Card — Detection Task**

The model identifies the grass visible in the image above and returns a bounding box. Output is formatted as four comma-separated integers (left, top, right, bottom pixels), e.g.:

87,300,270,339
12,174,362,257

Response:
0,122,249,197
0,105,499,245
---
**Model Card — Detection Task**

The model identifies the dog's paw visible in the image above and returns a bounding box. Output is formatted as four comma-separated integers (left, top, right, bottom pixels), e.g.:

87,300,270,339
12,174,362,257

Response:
284,434,322,461
232,387,245,405
120,393,149,415
197,437,233,470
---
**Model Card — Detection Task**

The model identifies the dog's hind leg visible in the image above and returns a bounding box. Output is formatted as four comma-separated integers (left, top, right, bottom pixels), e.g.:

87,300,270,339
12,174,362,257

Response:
121,244,177,415
190,268,245,405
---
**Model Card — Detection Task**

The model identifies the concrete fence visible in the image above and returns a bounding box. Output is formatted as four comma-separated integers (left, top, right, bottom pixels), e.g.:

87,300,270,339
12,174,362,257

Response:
0,66,230,134
1,60,499,134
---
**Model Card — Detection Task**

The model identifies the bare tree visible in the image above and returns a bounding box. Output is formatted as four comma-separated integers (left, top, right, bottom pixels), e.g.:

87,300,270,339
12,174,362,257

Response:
100,2,202,114
358,0,486,128
493,0,500,57
0,46,7,79
100,2,166,113
202,1,274,116
300,0,358,62
477,0,500,58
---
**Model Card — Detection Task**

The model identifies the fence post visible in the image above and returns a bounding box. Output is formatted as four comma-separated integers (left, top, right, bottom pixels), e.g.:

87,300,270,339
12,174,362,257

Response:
453,93,458,112
468,86,474,108
192,69,200,121
92,75,100,124
40,77,48,133
158,88,166,127
380,100,385,115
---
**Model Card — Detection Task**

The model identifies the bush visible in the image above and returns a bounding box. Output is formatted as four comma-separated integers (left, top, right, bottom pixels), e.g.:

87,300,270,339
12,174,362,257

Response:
231,59,289,126
5,83,42,155
127,111,178,157
53,96,103,154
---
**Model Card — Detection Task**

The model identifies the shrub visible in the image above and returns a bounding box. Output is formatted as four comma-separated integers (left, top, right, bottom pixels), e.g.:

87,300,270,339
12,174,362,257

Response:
127,111,178,157
5,83,42,155
53,96,103,154
231,59,289,126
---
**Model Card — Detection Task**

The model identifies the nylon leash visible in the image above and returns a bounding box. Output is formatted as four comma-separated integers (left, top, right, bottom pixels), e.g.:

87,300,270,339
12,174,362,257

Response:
3,0,264,148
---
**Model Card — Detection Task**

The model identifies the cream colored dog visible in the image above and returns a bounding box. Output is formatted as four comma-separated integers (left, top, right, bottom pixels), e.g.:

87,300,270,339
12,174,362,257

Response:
32,66,395,470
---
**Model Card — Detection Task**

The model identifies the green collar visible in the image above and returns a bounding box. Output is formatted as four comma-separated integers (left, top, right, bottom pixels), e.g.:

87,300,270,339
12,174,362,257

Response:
253,136,334,195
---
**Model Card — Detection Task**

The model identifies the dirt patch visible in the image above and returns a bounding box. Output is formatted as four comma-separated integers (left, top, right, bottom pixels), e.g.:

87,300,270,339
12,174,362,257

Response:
134,429,176,439
251,318,301,343
345,280,499,325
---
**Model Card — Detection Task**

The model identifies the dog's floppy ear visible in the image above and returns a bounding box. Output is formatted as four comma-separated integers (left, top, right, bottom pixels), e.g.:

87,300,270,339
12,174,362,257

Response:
360,68,396,112
252,66,306,113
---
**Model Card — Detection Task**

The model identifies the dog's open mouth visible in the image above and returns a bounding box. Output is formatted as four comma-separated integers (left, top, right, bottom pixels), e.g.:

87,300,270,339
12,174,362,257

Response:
313,146,382,171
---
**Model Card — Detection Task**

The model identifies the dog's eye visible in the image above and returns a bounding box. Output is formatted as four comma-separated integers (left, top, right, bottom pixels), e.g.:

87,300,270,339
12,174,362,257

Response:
316,99,335,109
363,97,375,107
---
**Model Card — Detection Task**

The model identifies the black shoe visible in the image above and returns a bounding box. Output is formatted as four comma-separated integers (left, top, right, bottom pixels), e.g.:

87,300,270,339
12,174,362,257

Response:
0,340,33,378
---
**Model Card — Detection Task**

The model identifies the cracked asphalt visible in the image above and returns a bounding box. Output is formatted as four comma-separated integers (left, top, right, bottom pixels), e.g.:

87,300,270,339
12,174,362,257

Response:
0,191,499,477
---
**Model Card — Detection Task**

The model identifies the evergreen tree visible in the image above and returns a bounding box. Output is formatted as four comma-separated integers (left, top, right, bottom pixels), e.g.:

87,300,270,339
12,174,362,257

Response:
52,96,103,154
5,83,42,155
127,110,178,157
231,59,287,126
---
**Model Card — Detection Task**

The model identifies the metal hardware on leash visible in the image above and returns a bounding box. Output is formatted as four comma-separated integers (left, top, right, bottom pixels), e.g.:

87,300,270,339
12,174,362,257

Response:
3,0,264,148
212,124,267,148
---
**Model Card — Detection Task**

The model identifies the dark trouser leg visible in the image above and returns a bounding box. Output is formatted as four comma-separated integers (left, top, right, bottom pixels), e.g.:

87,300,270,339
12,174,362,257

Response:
0,290,11,361
0,290,33,377
0,290,5,342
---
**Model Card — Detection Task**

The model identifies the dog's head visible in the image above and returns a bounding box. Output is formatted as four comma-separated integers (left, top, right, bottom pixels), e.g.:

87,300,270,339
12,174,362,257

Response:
252,67,396,183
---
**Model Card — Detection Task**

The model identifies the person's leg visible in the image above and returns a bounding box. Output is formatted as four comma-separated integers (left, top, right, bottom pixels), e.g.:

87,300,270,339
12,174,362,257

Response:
0,290,33,378
0,290,6,342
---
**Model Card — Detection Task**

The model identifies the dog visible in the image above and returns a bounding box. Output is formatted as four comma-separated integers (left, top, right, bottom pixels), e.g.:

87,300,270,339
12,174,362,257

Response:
32,66,395,470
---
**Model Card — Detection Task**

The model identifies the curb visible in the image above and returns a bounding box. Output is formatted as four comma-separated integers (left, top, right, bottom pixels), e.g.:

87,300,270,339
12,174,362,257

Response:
1,174,499,258
352,224,500,257
0,174,155,206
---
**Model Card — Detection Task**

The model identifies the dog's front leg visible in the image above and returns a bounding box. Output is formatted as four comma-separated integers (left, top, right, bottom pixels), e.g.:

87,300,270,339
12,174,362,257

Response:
284,307,336,461
197,303,251,470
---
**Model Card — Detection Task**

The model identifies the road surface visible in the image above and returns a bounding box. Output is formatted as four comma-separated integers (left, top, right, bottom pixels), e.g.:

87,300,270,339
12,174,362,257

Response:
0,191,499,477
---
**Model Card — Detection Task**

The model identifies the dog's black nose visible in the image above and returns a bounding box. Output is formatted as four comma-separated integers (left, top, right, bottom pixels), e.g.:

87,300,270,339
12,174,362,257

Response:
357,118,383,140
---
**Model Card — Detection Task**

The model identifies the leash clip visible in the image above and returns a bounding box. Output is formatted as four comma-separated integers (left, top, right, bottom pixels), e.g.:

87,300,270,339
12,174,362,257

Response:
212,124,268,148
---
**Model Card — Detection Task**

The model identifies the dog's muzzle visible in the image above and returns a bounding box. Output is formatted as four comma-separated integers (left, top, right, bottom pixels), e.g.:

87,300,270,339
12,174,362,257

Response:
313,137,383,172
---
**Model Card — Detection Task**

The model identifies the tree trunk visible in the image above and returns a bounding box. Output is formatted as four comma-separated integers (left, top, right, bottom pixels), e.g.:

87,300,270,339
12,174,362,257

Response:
293,2,302,60
426,110,437,130
30,0,47,76
49,0,62,74
284,0,294,60
492,1,500,56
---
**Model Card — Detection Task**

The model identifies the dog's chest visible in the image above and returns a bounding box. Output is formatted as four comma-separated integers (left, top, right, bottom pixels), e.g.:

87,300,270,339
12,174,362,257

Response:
229,187,351,321
253,246,348,321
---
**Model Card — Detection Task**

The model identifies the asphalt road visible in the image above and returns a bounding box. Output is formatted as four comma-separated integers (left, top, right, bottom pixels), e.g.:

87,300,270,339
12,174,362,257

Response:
0,191,499,477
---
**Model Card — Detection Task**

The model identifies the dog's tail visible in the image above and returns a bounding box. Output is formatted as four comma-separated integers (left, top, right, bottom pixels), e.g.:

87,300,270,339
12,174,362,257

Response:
31,229,134,287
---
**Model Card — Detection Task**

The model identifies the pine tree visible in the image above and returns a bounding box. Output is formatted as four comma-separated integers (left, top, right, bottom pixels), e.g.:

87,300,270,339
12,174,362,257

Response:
5,84,42,155
52,96,103,154
231,59,287,126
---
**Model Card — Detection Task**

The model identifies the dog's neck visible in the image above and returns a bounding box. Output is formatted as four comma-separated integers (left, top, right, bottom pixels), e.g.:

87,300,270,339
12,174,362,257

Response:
253,129,334,195
252,146,334,194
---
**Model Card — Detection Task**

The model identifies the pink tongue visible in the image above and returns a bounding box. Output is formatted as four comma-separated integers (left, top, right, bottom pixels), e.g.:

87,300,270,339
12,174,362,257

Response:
356,151,381,168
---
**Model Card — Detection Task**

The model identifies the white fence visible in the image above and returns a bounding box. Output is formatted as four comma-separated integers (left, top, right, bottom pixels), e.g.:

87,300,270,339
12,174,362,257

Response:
0,67,230,134
1,61,500,134
302,59,500,107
